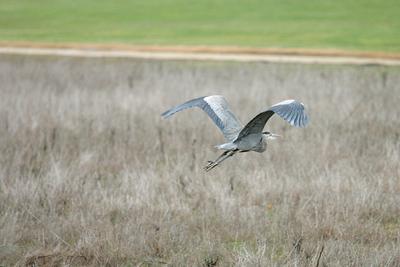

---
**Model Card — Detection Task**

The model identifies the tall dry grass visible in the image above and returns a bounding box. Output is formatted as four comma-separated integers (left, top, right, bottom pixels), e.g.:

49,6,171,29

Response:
0,54,399,266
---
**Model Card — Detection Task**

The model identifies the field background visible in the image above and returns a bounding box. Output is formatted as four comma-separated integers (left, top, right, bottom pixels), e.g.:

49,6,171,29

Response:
1,0,400,52
1,0,400,265
0,54,399,266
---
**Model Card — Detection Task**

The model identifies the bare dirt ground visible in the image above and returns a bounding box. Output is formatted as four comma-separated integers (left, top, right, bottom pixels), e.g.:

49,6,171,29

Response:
1,41,400,66
0,54,399,266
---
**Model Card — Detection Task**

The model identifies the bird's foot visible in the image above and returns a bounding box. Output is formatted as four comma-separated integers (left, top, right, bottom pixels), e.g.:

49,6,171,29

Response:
204,160,218,172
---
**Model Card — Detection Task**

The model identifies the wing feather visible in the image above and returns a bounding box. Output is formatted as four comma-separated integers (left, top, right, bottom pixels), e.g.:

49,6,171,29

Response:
236,99,309,141
162,95,242,141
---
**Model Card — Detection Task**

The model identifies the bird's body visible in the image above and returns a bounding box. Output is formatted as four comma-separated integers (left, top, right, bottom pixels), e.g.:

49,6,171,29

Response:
234,133,267,152
216,133,267,152
162,95,309,171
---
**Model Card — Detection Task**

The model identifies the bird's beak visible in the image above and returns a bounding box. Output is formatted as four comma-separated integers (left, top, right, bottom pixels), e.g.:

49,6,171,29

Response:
267,133,282,140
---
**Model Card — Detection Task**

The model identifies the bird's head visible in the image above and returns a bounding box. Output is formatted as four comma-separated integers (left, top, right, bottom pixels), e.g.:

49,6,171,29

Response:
262,131,281,140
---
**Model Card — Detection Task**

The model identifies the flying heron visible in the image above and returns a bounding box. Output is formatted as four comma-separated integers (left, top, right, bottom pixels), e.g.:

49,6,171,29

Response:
162,95,309,171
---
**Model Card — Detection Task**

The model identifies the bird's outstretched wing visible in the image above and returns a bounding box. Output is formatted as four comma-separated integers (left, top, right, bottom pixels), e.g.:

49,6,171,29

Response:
236,99,309,140
162,95,243,141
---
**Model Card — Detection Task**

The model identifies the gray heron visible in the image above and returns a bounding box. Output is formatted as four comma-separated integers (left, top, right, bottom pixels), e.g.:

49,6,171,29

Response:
162,95,309,171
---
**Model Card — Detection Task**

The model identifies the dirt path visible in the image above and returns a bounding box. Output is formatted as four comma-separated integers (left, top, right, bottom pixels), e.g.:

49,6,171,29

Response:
1,42,400,66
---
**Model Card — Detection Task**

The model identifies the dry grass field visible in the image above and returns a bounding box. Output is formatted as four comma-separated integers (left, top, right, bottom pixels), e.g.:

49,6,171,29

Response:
0,54,399,266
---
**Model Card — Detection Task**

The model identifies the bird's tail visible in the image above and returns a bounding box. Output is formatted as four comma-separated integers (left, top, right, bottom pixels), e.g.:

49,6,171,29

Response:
215,142,237,150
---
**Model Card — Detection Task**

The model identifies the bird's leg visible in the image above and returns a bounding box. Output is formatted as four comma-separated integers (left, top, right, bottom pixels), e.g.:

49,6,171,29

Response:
206,150,229,165
205,150,236,171
204,150,237,172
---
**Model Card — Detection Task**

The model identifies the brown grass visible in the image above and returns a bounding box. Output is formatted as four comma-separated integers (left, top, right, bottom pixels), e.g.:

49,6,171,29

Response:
0,54,399,266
